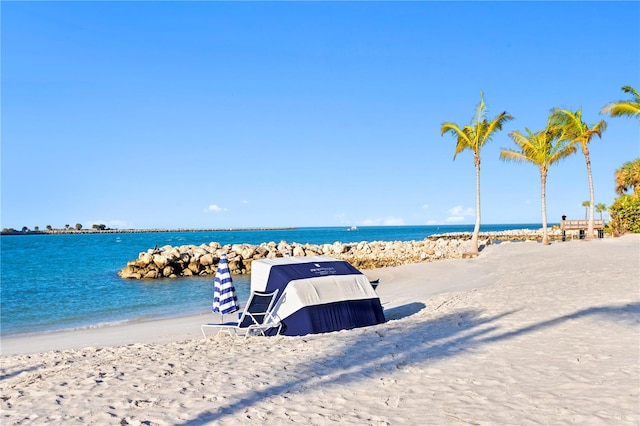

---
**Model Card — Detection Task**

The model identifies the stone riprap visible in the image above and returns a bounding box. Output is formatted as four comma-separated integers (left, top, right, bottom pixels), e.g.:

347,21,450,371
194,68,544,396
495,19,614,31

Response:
427,227,573,242
118,228,586,280
117,238,473,279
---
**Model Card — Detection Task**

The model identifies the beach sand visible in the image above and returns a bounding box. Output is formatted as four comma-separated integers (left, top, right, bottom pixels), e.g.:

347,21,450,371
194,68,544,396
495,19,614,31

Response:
1,235,639,425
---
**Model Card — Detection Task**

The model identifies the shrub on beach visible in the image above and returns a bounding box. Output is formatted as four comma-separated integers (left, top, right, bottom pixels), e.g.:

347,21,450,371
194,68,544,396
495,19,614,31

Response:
608,158,640,236
608,194,640,235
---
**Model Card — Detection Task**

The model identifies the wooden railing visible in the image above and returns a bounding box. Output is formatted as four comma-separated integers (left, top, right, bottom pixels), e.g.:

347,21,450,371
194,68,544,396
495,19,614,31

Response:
560,219,605,230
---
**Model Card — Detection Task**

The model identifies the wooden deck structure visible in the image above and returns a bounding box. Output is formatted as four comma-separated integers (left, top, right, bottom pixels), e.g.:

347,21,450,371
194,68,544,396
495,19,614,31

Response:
560,219,605,230
560,219,605,240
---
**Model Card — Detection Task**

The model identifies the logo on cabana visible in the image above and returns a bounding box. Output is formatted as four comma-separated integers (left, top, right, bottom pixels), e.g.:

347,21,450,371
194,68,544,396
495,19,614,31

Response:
309,264,336,276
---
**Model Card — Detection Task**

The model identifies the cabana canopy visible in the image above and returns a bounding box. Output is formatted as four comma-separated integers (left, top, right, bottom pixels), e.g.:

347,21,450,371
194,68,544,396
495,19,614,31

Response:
250,256,385,336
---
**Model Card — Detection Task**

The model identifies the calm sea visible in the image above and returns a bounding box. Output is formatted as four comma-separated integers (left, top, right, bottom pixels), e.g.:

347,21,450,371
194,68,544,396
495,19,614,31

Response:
1,224,541,337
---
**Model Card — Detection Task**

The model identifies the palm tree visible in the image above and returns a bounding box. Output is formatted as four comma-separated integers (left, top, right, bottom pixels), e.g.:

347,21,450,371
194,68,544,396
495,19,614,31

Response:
582,200,590,220
441,91,513,255
500,126,576,245
615,158,640,195
549,108,607,240
595,203,607,222
601,86,640,120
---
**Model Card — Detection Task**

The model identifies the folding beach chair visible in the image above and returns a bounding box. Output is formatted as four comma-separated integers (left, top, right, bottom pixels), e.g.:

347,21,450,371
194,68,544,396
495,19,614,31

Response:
201,289,282,339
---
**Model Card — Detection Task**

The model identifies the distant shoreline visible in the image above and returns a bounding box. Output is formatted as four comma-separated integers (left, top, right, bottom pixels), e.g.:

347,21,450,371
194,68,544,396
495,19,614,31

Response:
0,227,297,236
0,224,563,237
0,223,560,236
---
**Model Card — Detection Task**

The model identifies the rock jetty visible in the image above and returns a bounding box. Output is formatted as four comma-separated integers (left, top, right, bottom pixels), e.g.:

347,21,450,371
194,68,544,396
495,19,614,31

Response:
118,228,585,280
427,227,571,242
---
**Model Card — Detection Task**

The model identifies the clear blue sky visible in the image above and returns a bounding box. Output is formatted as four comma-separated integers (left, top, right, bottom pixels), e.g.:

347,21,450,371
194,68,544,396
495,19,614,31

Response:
2,1,639,230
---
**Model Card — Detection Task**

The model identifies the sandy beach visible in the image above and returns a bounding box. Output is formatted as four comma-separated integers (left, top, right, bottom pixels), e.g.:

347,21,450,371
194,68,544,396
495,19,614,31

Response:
1,234,639,425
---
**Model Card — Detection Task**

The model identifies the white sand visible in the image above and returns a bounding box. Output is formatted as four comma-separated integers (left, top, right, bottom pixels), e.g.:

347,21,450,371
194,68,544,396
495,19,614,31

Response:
1,235,639,425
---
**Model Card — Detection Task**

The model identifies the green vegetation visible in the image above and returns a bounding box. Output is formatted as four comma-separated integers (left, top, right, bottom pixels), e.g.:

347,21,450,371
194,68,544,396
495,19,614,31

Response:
609,158,640,235
1,223,113,235
602,84,640,235
609,194,640,235
614,158,640,196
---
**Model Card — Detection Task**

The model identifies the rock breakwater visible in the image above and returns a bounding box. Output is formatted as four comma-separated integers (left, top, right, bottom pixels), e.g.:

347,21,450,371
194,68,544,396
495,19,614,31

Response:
119,228,583,280
428,227,571,242
118,237,480,279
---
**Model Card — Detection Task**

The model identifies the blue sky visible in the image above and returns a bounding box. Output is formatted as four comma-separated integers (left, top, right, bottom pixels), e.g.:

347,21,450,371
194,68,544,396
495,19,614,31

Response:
2,1,639,230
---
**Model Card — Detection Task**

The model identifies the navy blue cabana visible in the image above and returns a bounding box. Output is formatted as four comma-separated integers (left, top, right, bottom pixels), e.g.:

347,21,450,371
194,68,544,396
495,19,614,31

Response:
250,256,385,336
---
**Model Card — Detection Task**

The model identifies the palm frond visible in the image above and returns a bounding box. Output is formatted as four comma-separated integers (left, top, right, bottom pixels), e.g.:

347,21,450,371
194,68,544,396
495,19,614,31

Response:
471,90,487,127
502,124,576,170
621,85,640,100
601,102,640,119
601,85,640,120
441,122,473,159
442,91,511,161
549,107,584,138
549,108,607,146
548,139,577,164
485,112,514,143
499,149,529,163
440,122,460,136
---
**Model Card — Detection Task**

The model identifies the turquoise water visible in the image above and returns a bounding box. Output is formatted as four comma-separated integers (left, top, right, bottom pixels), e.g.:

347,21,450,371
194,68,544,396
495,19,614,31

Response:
0,224,542,337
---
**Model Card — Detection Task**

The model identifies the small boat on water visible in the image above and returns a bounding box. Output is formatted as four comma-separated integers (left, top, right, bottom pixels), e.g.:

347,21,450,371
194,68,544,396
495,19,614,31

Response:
348,226,358,231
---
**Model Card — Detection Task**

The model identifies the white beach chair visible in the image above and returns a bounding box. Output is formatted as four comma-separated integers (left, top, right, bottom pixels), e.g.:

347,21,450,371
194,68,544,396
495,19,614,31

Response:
201,289,282,339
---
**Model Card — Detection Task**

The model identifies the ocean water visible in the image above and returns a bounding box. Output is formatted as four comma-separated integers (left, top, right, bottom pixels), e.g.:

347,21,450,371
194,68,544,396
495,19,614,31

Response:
0,224,542,337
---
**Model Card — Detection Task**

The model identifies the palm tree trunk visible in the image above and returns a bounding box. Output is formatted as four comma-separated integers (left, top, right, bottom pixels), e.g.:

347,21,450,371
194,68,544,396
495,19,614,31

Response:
583,146,595,240
541,169,549,245
470,152,481,255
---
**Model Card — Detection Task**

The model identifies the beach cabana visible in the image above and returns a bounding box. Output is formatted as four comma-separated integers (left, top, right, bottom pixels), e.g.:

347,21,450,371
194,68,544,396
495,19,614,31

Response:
250,256,385,336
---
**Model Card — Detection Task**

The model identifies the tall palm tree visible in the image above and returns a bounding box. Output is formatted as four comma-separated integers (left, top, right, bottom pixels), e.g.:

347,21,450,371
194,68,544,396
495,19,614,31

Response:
500,126,576,245
595,203,607,222
549,108,607,240
615,158,640,195
601,86,640,120
582,200,590,220
441,91,513,255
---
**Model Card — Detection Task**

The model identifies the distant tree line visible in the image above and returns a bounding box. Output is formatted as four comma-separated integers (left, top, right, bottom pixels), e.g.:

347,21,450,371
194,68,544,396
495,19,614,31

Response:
1,223,111,235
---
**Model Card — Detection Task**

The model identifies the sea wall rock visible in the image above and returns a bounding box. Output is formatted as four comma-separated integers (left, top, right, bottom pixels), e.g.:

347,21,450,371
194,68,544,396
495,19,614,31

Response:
117,228,583,280
428,227,572,242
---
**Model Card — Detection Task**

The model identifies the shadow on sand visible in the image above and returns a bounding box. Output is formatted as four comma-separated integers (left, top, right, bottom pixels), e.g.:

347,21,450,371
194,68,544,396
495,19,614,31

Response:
0,364,42,381
176,301,639,425
382,302,426,320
